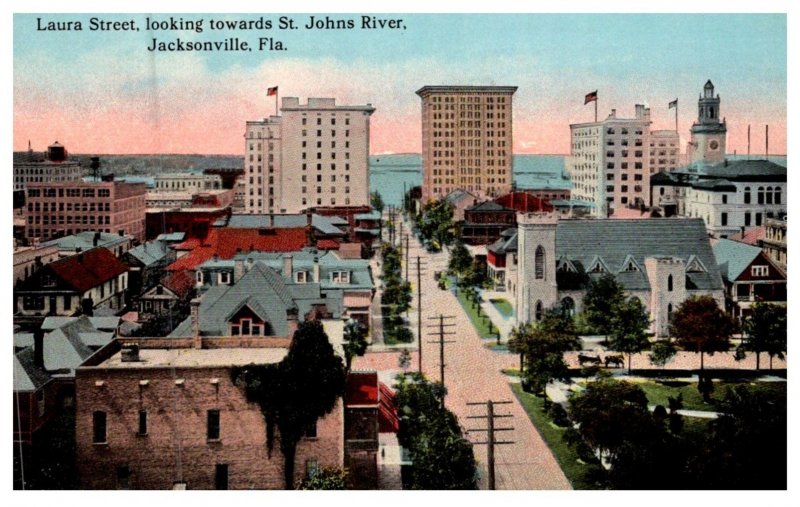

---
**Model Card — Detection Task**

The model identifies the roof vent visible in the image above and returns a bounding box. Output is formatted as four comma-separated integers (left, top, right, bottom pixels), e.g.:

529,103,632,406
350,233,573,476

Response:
121,342,140,362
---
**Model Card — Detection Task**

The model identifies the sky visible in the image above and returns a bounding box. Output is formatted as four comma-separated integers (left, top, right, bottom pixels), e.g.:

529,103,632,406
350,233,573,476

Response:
13,11,788,155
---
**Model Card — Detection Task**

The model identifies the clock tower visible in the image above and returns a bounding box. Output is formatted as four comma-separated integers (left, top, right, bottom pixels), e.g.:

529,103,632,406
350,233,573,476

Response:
688,80,727,165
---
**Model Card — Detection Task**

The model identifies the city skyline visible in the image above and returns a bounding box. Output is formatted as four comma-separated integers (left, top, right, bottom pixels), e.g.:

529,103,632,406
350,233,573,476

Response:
14,13,787,155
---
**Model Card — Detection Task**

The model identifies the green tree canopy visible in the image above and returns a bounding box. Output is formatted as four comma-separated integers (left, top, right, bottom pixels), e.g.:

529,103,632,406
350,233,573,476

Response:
297,466,347,490
232,320,346,489
582,274,626,335
740,302,786,370
419,199,455,247
370,191,385,213
448,240,472,276
670,296,736,370
343,319,369,372
608,297,651,372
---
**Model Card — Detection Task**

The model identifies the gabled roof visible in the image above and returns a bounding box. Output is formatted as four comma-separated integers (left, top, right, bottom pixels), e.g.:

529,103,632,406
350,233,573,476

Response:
444,189,477,205
161,270,195,298
42,316,119,331
729,226,766,246
41,231,130,251
216,214,346,236
125,240,170,266
42,316,112,375
554,218,723,292
14,348,52,392
703,159,786,180
488,230,517,255
44,248,128,293
713,238,775,281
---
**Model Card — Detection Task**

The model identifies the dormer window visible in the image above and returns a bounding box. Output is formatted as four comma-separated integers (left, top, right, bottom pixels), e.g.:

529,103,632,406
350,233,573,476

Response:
751,265,769,277
295,271,308,283
556,257,577,273
219,272,231,285
686,256,706,273
196,271,204,284
620,255,641,273
588,256,609,274
331,271,350,284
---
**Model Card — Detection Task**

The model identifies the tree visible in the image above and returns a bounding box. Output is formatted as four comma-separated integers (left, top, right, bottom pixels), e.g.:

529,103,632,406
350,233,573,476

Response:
297,466,347,490
398,348,411,371
582,274,626,335
670,296,736,371
649,339,677,369
511,309,580,396
448,240,472,276
394,373,477,489
740,302,786,370
232,320,346,489
419,199,455,247
608,297,651,373
370,191,385,214
343,319,369,372
507,322,534,374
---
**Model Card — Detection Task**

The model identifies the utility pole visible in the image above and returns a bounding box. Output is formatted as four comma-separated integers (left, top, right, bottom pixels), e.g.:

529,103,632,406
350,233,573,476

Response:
467,400,514,490
426,314,456,406
404,234,410,283
414,255,428,374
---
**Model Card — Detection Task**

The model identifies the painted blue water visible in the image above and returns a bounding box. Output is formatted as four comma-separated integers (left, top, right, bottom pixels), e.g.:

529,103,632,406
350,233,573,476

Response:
369,154,571,206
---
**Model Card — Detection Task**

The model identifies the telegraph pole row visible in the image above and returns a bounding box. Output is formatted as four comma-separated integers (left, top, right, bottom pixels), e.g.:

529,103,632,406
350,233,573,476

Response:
404,233,410,283
467,400,515,490
413,255,428,374
426,314,456,407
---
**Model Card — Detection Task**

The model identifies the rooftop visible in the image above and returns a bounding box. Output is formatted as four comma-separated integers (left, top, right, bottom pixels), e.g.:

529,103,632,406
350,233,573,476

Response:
97,347,288,369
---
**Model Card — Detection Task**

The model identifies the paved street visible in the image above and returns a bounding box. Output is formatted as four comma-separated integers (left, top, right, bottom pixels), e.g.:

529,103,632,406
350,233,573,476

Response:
357,215,571,490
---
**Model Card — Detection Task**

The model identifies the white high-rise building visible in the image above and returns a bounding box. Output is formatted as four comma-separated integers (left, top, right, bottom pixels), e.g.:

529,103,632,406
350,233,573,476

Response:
244,97,375,214
568,105,674,217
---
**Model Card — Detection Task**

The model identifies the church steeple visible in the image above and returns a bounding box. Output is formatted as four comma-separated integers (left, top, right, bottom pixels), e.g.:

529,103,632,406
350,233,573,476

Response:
689,79,727,165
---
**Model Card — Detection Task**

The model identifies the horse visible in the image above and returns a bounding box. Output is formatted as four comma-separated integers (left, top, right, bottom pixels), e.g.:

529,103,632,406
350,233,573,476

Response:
604,354,624,368
578,353,602,366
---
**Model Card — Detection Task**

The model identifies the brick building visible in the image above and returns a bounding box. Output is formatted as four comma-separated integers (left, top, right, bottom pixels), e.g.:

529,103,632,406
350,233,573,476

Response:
25,180,147,242
75,338,343,489
13,141,83,191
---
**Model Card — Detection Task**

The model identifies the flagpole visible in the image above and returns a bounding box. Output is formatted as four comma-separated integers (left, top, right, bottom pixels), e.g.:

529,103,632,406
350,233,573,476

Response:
275,89,278,117
594,96,598,123
675,100,678,133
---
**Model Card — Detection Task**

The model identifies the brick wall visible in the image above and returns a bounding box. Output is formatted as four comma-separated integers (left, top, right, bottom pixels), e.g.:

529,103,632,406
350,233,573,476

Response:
76,364,342,489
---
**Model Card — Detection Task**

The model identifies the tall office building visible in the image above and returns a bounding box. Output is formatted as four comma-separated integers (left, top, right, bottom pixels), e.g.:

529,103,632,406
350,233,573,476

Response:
244,97,375,214
568,105,656,217
416,85,517,203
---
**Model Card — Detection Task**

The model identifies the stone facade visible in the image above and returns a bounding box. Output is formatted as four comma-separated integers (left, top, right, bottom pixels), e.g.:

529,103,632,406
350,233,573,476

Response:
417,86,517,202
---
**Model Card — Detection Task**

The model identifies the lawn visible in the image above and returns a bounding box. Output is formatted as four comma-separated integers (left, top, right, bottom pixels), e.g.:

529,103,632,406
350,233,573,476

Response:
511,384,603,490
636,379,787,412
490,298,514,318
454,285,496,339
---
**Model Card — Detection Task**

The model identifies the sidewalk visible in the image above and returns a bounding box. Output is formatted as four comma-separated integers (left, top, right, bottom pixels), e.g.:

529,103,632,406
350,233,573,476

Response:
477,290,516,341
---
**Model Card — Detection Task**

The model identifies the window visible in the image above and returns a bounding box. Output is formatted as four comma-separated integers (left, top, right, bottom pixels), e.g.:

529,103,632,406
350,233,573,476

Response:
138,410,148,436
37,390,46,417
721,212,728,226
744,187,751,204
304,421,318,438
219,272,231,284
745,212,751,226
93,411,107,443
306,460,320,479
295,271,308,283
215,464,229,490
331,271,350,283
722,195,727,204
757,187,764,205
207,410,220,440
534,246,545,279
117,465,130,489
751,266,769,277
667,274,673,292
534,301,543,321
23,295,45,310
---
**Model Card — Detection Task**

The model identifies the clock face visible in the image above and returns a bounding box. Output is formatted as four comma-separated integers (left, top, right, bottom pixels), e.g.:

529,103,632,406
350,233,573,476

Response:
709,140,719,150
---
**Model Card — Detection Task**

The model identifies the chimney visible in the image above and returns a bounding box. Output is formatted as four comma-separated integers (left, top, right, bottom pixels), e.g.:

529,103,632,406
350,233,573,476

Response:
313,256,320,283
610,108,617,118
306,212,313,227
190,297,201,340
282,254,293,278
269,214,274,227
93,231,101,247
121,342,140,362
33,329,45,368
234,258,244,283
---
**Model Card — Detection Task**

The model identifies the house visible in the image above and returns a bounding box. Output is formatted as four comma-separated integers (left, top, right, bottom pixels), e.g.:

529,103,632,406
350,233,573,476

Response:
121,239,177,296
762,217,787,273
712,238,786,320
13,242,60,287
486,228,518,291
15,247,129,319
138,270,196,321
194,248,374,329
515,215,725,337
75,338,344,489
460,201,516,245
443,189,479,222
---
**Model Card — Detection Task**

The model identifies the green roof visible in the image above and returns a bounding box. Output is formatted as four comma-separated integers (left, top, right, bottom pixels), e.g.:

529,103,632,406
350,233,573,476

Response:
712,238,762,281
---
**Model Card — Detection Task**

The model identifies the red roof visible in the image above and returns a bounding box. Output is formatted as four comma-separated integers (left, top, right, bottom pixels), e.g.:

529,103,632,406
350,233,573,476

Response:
172,238,202,251
730,226,766,246
346,371,379,406
495,192,553,213
49,247,128,293
316,239,340,250
161,270,196,298
378,382,399,433
168,227,309,271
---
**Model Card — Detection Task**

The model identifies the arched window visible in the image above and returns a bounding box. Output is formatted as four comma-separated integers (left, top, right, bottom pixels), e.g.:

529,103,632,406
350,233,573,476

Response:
667,303,673,322
667,274,673,292
709,107,715,119
757,187,765,205
535,246,545,280
766,187,773,205
775,187,782,205
561,297,575,318
744,187,751,204
535,300,544,321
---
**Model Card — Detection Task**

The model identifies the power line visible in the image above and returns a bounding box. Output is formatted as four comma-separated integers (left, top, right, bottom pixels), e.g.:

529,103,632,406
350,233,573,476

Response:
467,400,515,490
426,314,456,407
